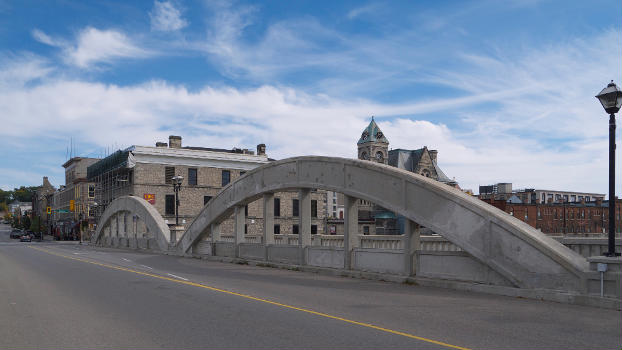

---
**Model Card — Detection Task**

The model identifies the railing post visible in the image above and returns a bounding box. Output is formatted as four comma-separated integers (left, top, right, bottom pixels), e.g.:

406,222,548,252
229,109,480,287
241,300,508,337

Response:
403,220,420,276
344,195,359,269
299,189,311,264
234,205,245,257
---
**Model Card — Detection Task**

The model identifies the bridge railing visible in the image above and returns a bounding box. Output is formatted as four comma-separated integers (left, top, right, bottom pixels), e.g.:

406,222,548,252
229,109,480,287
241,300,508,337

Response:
207,234,462,251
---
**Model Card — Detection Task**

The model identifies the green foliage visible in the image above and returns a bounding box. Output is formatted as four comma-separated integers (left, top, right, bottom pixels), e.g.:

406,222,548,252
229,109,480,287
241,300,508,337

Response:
30,216,42,233
0,189,11,204
21,216,30,231
0,201,8,214
11,186,40,202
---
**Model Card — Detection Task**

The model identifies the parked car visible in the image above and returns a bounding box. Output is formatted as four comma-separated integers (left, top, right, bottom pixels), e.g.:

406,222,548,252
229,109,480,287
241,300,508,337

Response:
20,234,32,242
10,229,23,239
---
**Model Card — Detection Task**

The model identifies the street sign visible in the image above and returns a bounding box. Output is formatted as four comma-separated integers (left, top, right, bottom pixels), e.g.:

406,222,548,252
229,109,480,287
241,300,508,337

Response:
55,209,70,213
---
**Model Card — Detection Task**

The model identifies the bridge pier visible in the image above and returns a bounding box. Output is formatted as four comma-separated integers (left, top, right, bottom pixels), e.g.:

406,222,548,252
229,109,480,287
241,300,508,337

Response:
403,220,421,276
234,205,245,257
299,189,312,264
344,195,359,269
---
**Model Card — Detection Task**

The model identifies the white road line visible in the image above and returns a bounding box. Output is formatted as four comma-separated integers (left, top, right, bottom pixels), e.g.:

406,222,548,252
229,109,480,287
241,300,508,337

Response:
140,264,153,270
167,273,189,281
122,258,132,262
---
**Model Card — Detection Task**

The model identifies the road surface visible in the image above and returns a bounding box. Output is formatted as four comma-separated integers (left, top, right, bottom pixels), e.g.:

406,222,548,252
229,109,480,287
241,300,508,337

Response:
1,223,620,349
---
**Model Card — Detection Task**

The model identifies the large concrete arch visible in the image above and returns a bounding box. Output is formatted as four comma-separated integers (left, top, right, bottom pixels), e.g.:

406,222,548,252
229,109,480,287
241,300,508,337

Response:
92,196,171,251
178,156,589,292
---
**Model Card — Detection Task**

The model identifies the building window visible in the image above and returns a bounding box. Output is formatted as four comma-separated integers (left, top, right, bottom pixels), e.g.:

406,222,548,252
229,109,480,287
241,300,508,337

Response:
165,167,175,184
311,200,317,218
292,199,299,217
363,226,370,235
188,168,197,186
274,224,280,235
585,196,590,202
244,224,248,234
274,198,281,217
204,196,212,205
88,185,95,198
245,205,249,216
292,224,299,235
333,198,336,204
311,225,317,235
222,170,230,186
240,171,246,176
165,195,175,215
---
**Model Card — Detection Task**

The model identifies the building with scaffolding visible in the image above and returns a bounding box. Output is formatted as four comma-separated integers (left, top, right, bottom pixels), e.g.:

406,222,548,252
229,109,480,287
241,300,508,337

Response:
87,136,327,240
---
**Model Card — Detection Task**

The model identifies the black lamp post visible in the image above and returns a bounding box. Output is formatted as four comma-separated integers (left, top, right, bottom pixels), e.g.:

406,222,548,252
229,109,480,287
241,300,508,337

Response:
595,80,622,257
171,175,183,226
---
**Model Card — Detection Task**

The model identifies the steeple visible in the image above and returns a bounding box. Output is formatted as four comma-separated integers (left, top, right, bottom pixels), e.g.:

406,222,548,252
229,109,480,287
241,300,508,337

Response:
357,117,389,164
357,116,389,145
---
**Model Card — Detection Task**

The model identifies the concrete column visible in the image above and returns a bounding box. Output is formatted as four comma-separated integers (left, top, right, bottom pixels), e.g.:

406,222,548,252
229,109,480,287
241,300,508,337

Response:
234,205,245,257
263,193,275,245
343,195,359,269
403,219,421,276
299,189,312,265
210,223,220,256
299,189,312,247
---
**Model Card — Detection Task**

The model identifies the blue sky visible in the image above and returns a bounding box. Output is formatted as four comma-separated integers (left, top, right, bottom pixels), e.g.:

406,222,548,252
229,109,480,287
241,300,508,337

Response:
0,0,621,196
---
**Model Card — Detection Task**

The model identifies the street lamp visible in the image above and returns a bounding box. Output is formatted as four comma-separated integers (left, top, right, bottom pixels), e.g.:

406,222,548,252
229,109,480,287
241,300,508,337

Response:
595,80,622,257
171,175,183,226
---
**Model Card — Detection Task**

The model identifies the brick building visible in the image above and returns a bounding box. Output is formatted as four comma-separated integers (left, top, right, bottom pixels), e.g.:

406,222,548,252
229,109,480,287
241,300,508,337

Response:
87,136,326,239
483,197,621,236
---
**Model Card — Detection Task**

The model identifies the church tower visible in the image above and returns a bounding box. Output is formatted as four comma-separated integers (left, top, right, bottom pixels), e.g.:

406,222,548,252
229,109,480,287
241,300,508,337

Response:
357,117,389,165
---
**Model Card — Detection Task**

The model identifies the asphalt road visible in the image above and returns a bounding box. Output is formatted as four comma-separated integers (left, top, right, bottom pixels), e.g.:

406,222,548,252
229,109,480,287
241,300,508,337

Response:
1,223,620,349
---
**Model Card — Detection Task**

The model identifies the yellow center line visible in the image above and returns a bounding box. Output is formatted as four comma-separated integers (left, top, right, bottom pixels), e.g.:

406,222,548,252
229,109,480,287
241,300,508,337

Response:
30,246,471,350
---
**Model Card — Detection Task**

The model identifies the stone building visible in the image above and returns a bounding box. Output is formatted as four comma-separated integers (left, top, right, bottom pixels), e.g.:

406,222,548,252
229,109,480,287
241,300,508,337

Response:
327,117,457,235
31,176,56,233
51,157,99,239
87,136,326,240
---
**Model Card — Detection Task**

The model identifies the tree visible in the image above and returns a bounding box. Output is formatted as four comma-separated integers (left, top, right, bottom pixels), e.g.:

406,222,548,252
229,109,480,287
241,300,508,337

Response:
11,186,39,202
30,216,42,233
0,201,8,215
21,216,30,230
0,189,11,204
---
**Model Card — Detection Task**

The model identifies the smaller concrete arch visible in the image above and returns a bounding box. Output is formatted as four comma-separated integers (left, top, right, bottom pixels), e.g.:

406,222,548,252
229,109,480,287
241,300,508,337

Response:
92,196,171,251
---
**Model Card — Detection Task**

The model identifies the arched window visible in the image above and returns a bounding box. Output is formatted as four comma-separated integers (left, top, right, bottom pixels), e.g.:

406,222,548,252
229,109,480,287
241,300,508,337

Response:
375,151,384,162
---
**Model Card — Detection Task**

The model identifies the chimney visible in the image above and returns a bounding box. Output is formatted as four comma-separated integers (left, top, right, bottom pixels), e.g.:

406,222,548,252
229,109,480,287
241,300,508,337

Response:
169,135,182,148
429,149,438,163
156,142,168,148
596,198,603,206
257,143,266,156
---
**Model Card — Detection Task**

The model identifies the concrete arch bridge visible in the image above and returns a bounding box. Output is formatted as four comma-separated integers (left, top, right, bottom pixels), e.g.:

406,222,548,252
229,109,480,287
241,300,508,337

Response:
93,156,597,296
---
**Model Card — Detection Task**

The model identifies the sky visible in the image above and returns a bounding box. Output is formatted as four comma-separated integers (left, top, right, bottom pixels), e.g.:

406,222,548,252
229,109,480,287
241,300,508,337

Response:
0,0,621,196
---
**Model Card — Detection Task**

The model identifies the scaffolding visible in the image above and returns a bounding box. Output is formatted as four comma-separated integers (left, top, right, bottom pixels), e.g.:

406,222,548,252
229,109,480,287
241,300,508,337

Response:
87,150,134,223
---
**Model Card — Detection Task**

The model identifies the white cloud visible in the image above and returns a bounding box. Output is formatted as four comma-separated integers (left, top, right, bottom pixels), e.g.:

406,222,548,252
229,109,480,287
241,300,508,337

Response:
65,27,152,68
0,53,52,88
32,27,152,69
150,0,188,32
31,28,64,47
